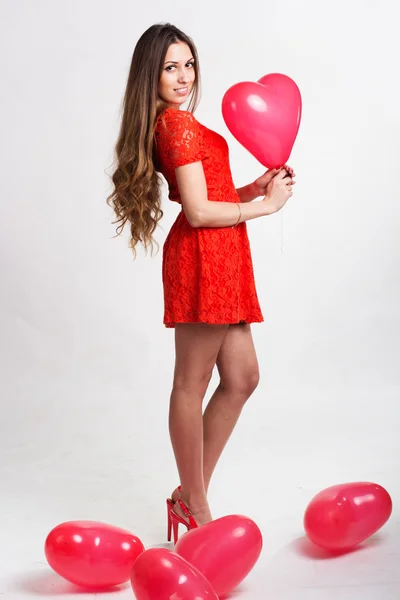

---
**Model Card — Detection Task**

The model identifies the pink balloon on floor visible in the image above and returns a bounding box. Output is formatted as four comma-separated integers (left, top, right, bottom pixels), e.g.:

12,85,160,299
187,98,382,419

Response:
222,73,302,169
175,514,263,598
45,520,144,588
304,482,392,551
131,547,219,600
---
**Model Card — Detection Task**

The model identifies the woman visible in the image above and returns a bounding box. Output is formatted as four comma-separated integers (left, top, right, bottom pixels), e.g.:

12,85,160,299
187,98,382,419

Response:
107,23,295,544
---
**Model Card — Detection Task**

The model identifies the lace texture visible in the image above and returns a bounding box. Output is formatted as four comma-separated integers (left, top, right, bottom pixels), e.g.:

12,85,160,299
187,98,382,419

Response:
154,108,264,328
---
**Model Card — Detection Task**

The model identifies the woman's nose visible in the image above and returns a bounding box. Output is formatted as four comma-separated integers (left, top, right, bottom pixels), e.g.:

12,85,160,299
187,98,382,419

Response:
177,68,190,83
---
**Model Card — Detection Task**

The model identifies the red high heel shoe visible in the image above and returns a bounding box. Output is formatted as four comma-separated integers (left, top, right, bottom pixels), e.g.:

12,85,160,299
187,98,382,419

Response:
166,497,198,544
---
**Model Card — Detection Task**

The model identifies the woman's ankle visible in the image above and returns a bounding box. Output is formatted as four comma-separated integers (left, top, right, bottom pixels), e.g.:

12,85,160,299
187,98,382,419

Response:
179,489,208,512
171,482,210,502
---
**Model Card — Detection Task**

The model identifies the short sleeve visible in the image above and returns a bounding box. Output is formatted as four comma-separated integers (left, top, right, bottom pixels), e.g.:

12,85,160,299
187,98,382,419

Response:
156,109,207,169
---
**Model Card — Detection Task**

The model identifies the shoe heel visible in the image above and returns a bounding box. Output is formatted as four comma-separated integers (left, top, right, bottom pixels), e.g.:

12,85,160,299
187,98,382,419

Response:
172,518,179,545
167,502,181,544
166,499,172,542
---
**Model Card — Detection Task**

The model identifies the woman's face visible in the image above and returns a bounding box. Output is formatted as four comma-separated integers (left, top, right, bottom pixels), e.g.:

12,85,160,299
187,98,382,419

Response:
158,42,195,107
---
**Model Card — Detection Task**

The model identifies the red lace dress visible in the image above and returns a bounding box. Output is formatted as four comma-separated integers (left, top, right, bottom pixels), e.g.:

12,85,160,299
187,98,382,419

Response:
154,107,264,328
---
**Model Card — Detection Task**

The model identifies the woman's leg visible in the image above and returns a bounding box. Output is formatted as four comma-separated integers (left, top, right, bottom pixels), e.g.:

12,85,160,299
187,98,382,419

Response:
202,323,260,493
169,322,229,525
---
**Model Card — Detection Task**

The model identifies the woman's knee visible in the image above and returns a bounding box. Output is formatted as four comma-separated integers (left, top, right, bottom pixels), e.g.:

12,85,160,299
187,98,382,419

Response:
220,365,260,400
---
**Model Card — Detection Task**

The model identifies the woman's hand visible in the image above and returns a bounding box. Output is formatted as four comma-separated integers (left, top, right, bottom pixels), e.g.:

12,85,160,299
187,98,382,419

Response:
262,169,294,214
254,164,296,196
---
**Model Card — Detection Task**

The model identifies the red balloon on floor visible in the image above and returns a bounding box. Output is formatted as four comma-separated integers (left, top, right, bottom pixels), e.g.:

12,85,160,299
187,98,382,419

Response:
304,482,392,551
175,514,263,598
222,73,302,169
131,547,219,600
45,520,145,588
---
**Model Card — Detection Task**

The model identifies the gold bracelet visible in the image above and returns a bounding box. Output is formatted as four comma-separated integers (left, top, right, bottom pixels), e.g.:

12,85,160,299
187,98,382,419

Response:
232,202,241,228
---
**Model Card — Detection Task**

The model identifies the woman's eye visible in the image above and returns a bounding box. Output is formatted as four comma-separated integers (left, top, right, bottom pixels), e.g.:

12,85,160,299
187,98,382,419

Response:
165,62,194,72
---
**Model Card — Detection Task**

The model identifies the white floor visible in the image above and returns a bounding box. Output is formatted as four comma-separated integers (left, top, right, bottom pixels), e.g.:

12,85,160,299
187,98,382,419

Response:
2,488,398,600
2,525,399,600
1,379,399,600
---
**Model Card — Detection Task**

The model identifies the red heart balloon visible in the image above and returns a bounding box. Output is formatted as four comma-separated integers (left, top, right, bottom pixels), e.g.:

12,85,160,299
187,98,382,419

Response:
130,547,219,600
45,520,144,588
175,515,262,598
304,482,392,551
222,73,302,168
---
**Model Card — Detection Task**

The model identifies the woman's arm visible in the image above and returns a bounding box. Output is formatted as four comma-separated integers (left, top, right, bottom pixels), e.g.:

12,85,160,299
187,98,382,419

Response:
235,182,260,203
175,162,290,228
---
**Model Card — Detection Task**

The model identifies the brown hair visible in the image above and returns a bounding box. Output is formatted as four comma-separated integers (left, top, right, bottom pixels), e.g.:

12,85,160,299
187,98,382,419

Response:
106,23,201,256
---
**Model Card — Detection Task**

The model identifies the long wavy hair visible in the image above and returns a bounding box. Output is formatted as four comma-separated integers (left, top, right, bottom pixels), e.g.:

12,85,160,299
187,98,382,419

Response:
107,23,201,256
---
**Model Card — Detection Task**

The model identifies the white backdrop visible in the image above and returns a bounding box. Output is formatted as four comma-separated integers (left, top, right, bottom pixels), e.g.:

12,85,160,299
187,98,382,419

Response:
1,1,399,598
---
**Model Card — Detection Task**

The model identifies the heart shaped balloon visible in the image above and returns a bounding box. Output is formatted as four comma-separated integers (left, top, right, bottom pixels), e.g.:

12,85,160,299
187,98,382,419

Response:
222,73,302,168
45,520,144,588
304,482,392,551
175,515,262,598
131,547,219,600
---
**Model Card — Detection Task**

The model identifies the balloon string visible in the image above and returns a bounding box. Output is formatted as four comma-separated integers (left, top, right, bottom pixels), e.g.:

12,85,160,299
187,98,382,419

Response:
280,210,284,254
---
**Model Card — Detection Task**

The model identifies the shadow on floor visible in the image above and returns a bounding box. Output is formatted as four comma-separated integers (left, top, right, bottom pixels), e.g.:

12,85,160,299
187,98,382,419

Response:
291,534,385,560
12,570,129,595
